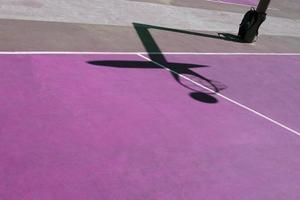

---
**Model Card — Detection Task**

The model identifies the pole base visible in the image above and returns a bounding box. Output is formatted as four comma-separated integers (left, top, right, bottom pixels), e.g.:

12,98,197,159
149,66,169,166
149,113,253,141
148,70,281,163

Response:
238,8,266,43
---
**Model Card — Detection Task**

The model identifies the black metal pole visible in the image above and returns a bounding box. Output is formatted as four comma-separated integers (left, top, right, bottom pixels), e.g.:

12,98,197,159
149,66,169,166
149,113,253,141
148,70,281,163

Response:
238,0,271,43
256,0,271,13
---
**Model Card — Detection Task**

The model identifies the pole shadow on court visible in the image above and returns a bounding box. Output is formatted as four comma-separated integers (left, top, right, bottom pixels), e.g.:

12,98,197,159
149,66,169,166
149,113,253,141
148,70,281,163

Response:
87,23,227,104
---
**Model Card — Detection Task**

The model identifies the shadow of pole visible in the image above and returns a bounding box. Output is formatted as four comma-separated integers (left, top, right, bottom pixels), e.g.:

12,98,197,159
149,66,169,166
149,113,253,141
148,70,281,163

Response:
133,23,227,103
88,23,228,103
133,23,242,44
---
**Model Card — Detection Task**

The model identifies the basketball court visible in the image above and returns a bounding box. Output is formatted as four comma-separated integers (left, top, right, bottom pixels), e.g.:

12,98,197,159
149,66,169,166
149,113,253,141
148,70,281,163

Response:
1,0,300,199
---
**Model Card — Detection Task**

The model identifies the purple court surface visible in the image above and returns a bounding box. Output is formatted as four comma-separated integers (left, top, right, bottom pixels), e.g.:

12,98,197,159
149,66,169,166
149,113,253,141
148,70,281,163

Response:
1,53,300,200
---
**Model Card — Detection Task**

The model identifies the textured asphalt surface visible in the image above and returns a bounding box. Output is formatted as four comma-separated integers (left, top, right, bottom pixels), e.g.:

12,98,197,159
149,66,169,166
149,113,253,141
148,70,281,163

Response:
1,53,300,200
1,1,300,200
0,0,299,52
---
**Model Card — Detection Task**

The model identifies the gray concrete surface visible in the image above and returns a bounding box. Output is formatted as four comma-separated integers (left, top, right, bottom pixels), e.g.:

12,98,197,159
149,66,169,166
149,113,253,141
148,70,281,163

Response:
0,0,299,52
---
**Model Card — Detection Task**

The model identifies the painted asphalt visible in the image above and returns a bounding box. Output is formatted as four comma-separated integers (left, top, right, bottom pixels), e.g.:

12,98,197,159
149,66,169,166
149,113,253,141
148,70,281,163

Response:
1,0,300,199
163,54,300,131
1,54,300,200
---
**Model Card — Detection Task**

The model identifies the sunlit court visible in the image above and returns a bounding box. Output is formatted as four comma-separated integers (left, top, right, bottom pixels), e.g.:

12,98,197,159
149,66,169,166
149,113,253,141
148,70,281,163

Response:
1,0,300,199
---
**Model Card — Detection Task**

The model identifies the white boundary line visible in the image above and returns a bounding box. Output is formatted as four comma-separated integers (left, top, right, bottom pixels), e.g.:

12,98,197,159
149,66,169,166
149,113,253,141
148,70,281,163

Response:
1,51,299,135
0,52,300,55
205,0,280,11
137,53,300,137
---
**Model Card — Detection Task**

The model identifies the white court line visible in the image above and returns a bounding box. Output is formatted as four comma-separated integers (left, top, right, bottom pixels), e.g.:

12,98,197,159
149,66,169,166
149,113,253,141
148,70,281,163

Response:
137,53,300,137
1,51,299,135
205,0,280,11
0,52,300,55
